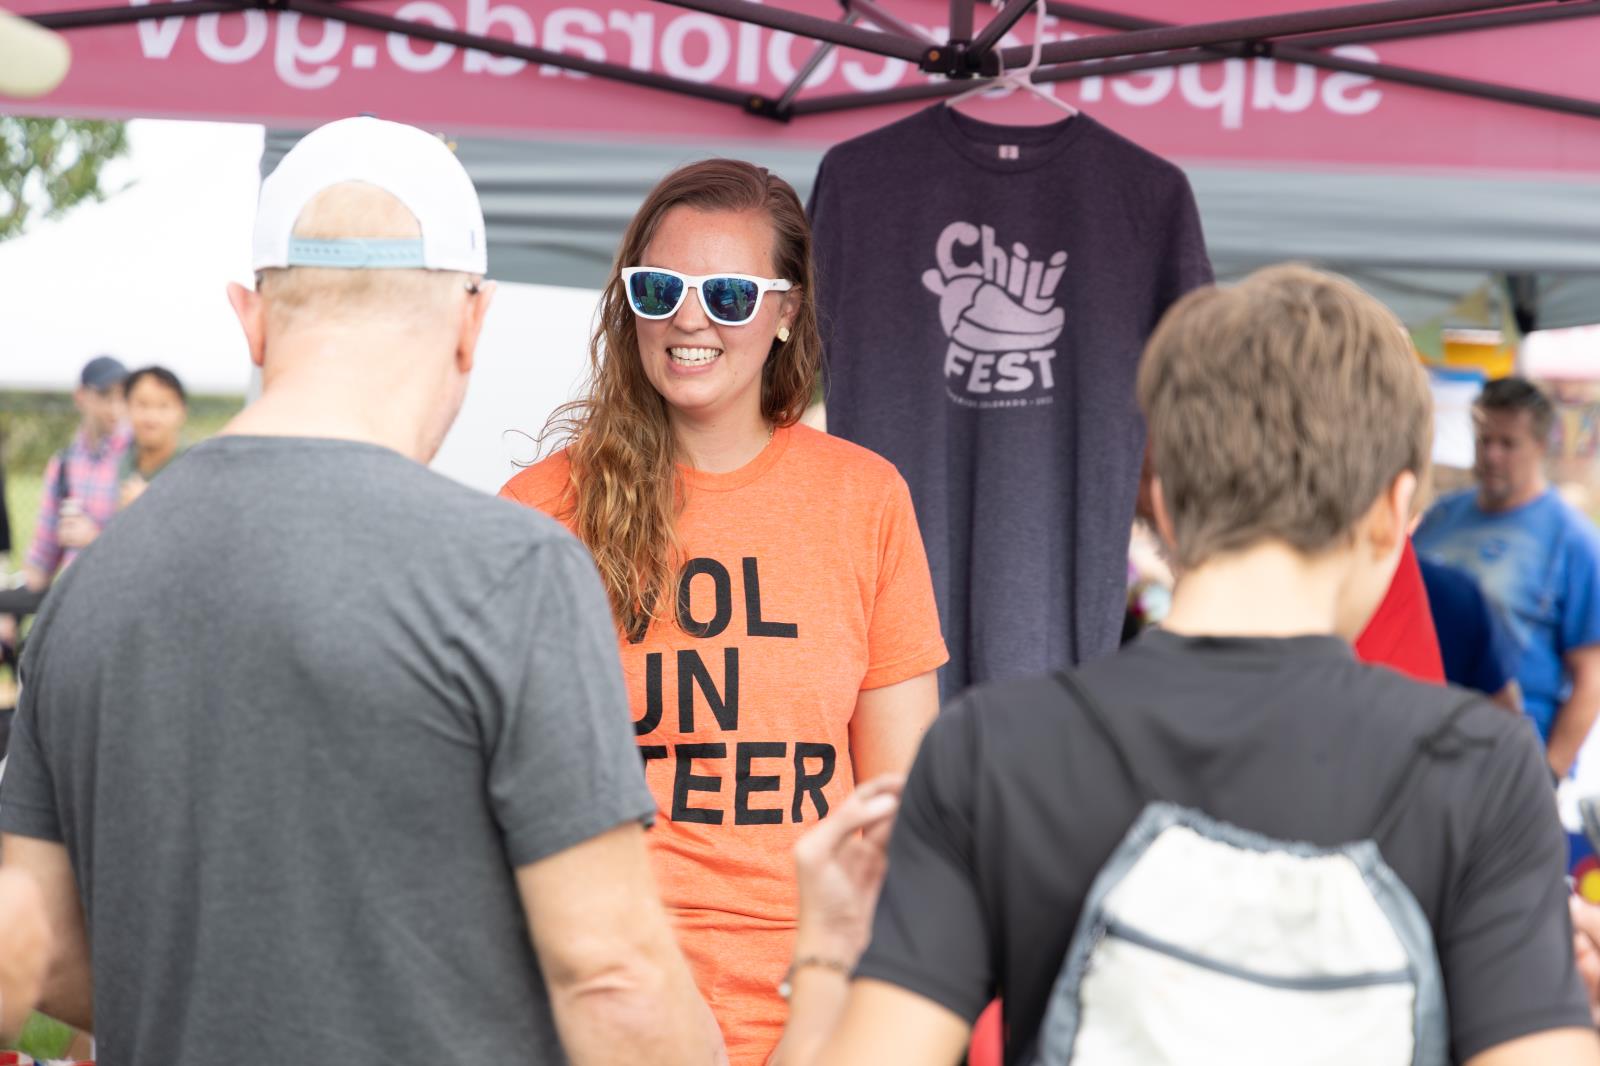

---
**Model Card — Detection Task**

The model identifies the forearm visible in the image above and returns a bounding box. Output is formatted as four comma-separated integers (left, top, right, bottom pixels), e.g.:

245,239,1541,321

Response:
1547,681,1600,777
549,950,720,1066
849,673,939,783
1464,1028,1600,1066
767,936,855,1066
0,840,91,1033
849,739,916,788
20,562,51,594
521,824,722,1065
37,952,93,1031
24,497,59,587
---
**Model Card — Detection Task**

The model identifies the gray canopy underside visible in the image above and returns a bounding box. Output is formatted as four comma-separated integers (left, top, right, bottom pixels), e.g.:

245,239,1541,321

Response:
264,128,1600,330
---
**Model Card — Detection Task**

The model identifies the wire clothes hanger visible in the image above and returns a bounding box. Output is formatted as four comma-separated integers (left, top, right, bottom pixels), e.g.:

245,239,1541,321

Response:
946,0,1079,116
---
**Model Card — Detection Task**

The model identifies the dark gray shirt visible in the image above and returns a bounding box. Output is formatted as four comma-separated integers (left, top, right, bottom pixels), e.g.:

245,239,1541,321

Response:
0,436,653,1065
811,106,1212,697
859,631,1591,1065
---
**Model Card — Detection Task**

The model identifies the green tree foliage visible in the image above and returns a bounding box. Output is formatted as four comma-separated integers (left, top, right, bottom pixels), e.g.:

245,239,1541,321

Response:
0,117,129,241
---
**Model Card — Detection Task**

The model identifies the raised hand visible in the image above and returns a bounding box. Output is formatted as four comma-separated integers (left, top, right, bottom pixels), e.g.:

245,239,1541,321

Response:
792,774,905,966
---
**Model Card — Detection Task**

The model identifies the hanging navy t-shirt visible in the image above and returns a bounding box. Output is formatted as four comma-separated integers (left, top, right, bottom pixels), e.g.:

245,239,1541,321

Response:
809,106,1212,695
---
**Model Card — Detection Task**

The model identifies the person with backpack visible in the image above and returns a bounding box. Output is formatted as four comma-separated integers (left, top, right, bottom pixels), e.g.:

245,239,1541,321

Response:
20,355,130,591
1,355,130,656
770,264,1600,1066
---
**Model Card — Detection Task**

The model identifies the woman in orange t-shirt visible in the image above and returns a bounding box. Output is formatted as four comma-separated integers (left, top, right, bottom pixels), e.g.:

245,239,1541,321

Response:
501,159,947,1064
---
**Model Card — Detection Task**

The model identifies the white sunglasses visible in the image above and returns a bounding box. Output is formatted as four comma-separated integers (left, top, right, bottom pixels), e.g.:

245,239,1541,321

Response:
621,267,793,326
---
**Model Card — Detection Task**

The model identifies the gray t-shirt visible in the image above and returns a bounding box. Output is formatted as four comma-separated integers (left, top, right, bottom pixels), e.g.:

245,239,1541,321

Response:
810,106,1213,697
0,436,653,1064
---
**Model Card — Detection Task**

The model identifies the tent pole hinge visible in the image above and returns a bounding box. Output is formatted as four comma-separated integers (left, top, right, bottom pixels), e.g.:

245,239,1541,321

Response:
744,95,791,122
922,43,980,77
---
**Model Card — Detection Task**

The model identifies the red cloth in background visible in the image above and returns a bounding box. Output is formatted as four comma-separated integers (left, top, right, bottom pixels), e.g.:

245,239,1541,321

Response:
970,1002,1002,1066
1355,539,1445,684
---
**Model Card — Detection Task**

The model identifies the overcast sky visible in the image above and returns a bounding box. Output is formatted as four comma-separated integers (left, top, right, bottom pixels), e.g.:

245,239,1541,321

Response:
1,119,264,394
0,118,602,492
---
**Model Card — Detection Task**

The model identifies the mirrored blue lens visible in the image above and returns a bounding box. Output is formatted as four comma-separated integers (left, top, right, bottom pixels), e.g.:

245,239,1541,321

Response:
628,271,684,317
702,276,762,324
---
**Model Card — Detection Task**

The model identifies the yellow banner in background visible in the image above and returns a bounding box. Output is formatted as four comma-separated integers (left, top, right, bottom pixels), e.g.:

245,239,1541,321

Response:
1437,331,1517,381
1412,276,1521,380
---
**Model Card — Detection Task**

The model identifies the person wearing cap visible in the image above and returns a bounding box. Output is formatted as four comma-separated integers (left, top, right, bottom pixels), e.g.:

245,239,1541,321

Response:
0,117,722,1066
18,354,130,592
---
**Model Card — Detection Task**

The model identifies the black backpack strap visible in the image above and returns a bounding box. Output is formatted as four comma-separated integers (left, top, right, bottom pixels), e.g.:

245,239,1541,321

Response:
1370,694,1489,843
53,446,71,503
1053,670,1161,805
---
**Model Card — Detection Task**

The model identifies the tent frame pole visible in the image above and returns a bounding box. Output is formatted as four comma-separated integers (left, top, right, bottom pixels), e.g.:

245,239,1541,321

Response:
791,49,1236,114
995,0,1567,72
1044,0,1600,46
948,0,974,50
645,0,927,61
966,0,1040,58
1283,0,1600,47
774,15,856,114
847,0,934,43
19,0,1600,125
1038,1,1600,121
29,0,247,29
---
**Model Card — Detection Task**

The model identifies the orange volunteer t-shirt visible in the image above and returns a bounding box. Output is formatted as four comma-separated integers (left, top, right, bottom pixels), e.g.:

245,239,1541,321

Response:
501,423,949,1064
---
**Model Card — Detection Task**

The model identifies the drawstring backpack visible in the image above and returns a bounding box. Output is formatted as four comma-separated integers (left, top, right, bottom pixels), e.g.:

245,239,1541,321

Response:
1026,670,1478,1066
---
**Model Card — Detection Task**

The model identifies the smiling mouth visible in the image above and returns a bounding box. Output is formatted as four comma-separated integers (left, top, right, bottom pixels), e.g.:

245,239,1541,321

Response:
669,346,722,367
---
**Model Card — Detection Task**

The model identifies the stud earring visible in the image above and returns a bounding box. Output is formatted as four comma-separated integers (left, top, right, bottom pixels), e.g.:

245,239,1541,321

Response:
777,325,792,343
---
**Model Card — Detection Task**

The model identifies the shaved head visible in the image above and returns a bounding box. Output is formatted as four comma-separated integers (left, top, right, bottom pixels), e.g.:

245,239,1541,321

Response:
257,182,475,333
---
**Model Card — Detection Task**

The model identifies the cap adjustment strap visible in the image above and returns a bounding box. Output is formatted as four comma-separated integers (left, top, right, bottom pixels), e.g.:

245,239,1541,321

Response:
285,237,428,269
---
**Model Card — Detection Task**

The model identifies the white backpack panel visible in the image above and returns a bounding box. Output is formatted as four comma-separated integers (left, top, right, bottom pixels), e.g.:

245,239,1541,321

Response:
1027,672,1460,1066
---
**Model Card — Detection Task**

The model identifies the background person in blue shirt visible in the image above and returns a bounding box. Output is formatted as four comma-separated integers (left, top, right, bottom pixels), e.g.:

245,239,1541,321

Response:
1416,376,1600,777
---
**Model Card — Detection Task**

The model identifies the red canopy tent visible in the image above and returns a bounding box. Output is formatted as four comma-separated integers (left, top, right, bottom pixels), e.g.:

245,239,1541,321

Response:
7,0,1600,172
7,0,1600,332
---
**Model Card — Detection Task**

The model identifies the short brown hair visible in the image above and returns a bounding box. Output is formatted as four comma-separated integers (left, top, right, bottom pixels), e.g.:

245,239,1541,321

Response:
1138,264,1431,569
1476,376,1555,445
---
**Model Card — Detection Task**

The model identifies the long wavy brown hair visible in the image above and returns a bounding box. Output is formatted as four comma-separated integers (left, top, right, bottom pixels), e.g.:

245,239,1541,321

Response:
540,159,823,638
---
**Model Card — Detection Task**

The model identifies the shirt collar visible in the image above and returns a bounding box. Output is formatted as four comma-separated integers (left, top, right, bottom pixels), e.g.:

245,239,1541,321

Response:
75,423,132,461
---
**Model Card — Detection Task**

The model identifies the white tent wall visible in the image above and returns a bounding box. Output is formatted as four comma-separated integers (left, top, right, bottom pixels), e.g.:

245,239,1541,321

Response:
265,128,1600,330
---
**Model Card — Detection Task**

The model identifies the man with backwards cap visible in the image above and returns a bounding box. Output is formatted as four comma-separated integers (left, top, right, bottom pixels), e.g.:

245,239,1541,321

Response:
0,118,723,1065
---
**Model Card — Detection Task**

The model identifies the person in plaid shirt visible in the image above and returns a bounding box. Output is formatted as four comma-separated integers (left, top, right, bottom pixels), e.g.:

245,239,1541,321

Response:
22,355,131,591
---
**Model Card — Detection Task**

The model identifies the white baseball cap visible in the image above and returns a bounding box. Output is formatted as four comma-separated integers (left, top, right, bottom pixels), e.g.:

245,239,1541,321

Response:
252,116,487,275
